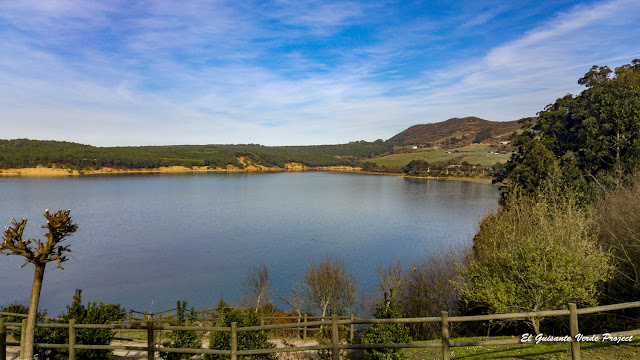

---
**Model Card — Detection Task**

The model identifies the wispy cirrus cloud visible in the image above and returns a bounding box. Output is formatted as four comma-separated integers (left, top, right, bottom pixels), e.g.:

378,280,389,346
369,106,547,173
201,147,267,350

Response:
0,0,638,145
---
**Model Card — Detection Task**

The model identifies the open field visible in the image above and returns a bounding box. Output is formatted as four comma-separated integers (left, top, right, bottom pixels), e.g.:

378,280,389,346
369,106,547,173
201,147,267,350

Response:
368,144,512,167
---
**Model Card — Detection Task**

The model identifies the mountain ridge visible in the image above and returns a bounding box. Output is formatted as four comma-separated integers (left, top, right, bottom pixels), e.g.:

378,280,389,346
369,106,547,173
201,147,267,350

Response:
387,116,524,144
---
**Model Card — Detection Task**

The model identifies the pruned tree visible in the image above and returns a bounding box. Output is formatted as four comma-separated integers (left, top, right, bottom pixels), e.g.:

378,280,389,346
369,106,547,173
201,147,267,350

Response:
303,258,357,319
1,209,78,360
242,264,271,312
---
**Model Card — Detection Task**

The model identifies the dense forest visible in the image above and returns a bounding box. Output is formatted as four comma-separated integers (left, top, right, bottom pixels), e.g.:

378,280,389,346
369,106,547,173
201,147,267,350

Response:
0,139,395,170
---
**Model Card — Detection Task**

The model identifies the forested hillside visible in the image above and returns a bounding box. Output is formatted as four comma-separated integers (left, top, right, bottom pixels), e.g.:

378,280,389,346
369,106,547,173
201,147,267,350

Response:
0,139,394,170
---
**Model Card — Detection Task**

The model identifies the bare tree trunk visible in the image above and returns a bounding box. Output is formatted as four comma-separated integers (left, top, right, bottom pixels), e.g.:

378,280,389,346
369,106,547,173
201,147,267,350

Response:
24,264,45,360
320,302,329,332
531,317,541,335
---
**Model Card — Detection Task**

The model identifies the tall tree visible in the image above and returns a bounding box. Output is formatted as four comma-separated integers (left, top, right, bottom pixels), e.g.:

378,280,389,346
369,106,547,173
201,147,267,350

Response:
501,59,640,198
1,209,78,360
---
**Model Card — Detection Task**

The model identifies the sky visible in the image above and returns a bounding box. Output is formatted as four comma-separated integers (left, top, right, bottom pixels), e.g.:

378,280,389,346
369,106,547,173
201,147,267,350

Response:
1,0,639,146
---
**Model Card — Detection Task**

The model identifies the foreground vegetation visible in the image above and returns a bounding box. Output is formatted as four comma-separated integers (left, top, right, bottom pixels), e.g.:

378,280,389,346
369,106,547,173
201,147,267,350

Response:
403,336,640,360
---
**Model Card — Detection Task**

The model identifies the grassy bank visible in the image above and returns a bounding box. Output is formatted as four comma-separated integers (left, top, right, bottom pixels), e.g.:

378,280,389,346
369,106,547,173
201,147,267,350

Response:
370,144,511,167
402,336,640,360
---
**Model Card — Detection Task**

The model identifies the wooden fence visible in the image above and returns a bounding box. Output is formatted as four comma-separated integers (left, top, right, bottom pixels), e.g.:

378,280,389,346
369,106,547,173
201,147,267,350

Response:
2,301,640,360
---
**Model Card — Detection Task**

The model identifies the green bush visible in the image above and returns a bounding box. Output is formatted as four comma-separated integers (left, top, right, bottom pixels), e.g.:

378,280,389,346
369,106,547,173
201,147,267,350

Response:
160,301,201,360
39,289,125,360
0,303,48,338
361,290,411,360
457,189,612,334
205,299,276,360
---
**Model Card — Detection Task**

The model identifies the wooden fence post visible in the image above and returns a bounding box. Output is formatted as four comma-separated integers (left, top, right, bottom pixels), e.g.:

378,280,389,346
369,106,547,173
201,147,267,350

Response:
69,319,76,360
349,314,354,343
147,321,154,360
231,322,238,360
297,316,301,338
331,314,339,360
210,312,216,346
19,319,26,359
260,316,265,336
441,311,450,360
1,317,6,360
568,303,581,360
303,314,307,340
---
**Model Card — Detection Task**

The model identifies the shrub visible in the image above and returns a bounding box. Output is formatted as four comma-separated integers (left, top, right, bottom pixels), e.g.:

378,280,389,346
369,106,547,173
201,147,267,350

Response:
597,174,640,302
0,303,48,338
456,189,612,334
39,289,125,360
399,250,461,340
361,290,411,360
160,301,201,360
205,299,276,360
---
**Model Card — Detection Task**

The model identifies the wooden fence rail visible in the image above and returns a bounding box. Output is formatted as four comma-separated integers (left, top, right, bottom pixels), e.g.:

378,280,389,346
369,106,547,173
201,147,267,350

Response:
2,301,640,360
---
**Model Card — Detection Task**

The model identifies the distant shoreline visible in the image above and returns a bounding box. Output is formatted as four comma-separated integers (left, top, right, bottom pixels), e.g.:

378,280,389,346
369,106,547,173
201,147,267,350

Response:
0,165,496,184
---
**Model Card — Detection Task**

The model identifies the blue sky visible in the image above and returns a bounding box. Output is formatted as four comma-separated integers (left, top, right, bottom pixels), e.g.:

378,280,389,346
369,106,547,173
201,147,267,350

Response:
1,0,639,146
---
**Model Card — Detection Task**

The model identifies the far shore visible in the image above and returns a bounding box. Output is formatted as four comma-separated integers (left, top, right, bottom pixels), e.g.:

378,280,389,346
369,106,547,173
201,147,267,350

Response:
0,165,497,184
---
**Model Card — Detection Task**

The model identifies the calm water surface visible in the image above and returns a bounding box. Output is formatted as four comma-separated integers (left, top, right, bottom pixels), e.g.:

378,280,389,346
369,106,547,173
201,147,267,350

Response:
0,172,498,315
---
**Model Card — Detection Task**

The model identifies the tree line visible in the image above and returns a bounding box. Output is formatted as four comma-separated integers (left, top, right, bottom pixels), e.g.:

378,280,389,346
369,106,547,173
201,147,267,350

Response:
0,140,395,170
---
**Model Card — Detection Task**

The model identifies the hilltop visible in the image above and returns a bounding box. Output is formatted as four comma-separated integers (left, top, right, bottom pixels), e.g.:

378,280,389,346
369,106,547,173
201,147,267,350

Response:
387,116,524,145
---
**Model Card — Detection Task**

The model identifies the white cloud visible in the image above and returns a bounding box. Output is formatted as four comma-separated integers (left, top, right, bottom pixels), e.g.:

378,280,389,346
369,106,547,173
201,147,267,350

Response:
1,0,639,146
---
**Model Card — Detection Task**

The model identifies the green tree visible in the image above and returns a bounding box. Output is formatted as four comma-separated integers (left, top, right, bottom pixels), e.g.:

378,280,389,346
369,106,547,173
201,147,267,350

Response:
1,209,78,360
456,190,612,334
473,129,493,143
580,61,640,179
361,290,411,360
160,301,201,360
501,59,640,199
503,141,559,198
403,160,429,175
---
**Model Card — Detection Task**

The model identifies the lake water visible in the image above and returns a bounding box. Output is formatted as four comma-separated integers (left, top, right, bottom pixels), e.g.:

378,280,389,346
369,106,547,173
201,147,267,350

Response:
0,172,498,316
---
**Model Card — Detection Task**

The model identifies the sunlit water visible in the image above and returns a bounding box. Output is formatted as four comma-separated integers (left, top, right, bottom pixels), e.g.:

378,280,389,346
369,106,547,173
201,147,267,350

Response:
0,172,498,315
